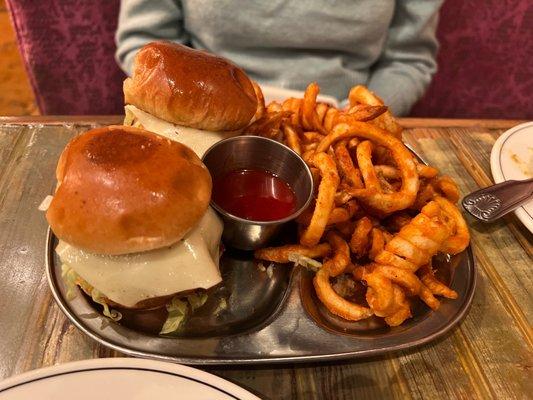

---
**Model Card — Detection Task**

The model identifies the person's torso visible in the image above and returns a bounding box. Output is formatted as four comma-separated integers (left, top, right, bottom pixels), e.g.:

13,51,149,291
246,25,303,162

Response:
180,0,395,99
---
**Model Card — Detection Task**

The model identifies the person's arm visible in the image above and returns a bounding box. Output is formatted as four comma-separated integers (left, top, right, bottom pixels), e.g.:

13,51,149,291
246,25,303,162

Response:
115,0,187,75
367,0,443,116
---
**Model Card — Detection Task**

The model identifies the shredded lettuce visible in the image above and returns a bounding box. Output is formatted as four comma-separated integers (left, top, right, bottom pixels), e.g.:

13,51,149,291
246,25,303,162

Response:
288,253,322,272
61,264,121,321
187,292,208,311
123,108,144,129
61,264,78,301
213,297,228,315
91,288,122,321
159,292,210,334
160,297,188,334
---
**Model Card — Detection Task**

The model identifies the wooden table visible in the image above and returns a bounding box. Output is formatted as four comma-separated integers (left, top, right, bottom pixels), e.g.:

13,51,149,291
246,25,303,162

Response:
0,117,531,399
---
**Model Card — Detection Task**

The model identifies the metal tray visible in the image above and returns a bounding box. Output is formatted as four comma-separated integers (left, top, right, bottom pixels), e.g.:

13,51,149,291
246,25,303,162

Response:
46,227,476,365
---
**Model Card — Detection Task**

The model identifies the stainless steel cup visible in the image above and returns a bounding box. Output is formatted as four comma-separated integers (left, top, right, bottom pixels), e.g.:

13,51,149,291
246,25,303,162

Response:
202,136,314,250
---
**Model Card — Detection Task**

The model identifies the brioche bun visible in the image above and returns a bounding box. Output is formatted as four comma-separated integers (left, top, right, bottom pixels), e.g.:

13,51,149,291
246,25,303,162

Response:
123,41,257,132
46,125,212,255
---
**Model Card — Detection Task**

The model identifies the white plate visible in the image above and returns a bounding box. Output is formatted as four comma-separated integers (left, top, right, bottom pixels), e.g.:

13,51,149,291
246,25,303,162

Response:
0,358,259,400
490,121,533,233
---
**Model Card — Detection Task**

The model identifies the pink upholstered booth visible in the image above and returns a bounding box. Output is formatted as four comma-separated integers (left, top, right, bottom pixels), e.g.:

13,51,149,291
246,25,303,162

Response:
6,0,125,115
6,0,533,118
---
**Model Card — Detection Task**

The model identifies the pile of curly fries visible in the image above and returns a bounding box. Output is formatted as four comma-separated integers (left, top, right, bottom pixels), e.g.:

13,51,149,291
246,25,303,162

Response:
249,83,470,326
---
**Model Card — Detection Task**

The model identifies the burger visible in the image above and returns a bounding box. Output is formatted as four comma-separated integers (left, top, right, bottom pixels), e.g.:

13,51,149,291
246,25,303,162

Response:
46,125,222,333
122,41,259,157
46,42,260,334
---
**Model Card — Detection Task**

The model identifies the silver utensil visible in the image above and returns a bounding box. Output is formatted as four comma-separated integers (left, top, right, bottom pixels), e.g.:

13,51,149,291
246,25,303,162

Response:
202,136,314,250
462,178,533,222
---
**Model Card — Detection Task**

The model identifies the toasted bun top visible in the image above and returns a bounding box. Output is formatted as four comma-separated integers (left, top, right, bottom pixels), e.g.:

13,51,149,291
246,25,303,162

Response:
123,41,258,132
46,125,212,255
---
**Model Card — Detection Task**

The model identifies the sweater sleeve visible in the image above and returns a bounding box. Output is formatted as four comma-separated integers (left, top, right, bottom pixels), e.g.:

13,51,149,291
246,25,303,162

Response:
367,0,442,116
115,0,188,75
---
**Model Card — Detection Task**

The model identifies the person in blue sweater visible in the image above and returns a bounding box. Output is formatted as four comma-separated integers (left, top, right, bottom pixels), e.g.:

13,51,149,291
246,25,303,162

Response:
115,0,443,116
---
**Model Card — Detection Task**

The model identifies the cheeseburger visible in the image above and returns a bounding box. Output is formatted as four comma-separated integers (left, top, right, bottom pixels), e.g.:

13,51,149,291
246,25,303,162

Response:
123,41,259,156
46,42,260,333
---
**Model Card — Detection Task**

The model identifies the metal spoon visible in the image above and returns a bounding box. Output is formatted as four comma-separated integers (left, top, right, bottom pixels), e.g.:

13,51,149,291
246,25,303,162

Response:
462,178,533,222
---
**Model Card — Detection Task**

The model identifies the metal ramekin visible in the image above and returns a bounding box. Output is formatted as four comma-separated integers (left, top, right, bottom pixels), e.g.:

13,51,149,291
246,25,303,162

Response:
202,136,314,250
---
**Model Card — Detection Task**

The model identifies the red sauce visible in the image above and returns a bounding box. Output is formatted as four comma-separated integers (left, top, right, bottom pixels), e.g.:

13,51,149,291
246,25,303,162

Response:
213,169,297,221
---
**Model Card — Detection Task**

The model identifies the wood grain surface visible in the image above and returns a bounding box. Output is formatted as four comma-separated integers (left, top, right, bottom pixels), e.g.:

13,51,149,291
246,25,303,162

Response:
0,118,531,400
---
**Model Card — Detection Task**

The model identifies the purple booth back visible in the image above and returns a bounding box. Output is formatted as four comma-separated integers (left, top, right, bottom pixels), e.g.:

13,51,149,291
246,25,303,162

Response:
6,0,533,118
6,0,125,115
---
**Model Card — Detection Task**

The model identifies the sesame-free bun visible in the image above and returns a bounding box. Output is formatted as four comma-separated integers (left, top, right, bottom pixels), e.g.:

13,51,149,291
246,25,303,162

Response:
46,125,212,255
123,41,258,132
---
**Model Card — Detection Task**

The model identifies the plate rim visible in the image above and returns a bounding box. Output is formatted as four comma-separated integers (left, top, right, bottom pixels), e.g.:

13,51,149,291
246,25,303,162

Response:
45,228,477,365
490,121,533,233
0,357,259,399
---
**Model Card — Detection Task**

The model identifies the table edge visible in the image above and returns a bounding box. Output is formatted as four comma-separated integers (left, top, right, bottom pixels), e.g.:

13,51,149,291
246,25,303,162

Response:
0,116,526,129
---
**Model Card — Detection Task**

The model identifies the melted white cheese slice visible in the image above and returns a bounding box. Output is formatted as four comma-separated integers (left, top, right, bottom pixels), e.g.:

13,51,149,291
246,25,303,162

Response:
124,105,237,157
56,208,223,307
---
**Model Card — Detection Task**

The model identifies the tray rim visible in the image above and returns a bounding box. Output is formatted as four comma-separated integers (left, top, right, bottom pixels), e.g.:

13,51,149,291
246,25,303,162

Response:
45,228,477,365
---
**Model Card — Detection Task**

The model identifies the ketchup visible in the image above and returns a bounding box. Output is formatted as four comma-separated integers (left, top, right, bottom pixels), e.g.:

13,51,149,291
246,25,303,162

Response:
213,169,297,221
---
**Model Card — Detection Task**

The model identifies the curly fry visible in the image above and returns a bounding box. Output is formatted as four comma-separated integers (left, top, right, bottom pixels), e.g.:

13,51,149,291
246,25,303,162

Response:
254,243,331,263
323,107,340,132
282,123,302,155
356,140,381,192
301,83,327,134
419,264,458,299
433,175,460,203
302,131,324,144
318,122,419,215
365,274,395,317
323,231,351,276
384,285,412,326
314,267,373,321
266,101,282,113
416,163,439,179
372,265,421,296
315,102,329,124
345,103,388,122
349,216,373,256
300,153,340,247
282,97,302,127
334,140,364,189
434,197,470,254
348,85,403,139
369,228,386,260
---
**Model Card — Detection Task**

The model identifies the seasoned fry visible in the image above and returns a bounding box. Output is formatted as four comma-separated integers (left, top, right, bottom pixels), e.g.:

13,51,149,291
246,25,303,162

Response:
301,82,327,134
318,122,419,215
282,123,302,155
368,228,386,260
433,175,460,203
334,140,364,189
434,196,470,254
419,264,458,299
356,140,381,192
383,285,412,326
249,82,469,328
255,243,331,263
314,268,373,321
346,103,388,121
302,131,324,143
323,231,351,276
300,153,340,247
348,85,403,139
349,216,373,256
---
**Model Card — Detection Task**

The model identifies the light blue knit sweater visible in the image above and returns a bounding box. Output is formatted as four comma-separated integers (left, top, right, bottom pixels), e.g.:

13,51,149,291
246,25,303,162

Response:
116,0,442,116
